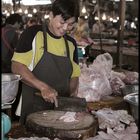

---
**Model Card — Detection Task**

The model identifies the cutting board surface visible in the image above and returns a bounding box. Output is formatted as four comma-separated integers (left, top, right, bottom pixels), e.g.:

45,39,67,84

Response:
26,110,94,130
26,110,97,139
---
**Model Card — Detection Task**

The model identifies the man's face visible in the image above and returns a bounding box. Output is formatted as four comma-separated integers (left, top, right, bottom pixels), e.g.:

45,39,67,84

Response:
49,13,76,37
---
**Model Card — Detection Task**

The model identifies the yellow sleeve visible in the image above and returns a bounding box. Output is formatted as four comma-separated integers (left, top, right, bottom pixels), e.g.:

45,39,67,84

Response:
71,61,81,78
12,51,33,67
68,41,81,78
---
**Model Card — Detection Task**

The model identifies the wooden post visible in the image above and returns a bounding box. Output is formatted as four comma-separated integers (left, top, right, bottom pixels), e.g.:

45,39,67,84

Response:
116,0,126,69
12,0,16,12
96,0,103,54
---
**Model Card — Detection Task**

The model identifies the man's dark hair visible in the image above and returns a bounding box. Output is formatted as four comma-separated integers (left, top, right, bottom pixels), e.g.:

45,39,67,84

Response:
51,0,80,22
6,13,22,25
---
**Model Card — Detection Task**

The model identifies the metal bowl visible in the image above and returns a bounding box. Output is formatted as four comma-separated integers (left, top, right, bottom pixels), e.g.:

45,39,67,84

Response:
124,92,138,121
122,84,138,96
2,73,21,105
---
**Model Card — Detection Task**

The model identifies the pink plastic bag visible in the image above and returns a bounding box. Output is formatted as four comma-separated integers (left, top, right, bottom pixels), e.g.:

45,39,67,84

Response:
77,53,113,102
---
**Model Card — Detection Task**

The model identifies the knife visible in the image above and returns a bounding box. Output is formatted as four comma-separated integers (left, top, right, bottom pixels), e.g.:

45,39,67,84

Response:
35,92,87,112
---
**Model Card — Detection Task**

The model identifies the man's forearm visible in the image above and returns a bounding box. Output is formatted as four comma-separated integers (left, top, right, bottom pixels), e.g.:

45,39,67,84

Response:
69,77,79,97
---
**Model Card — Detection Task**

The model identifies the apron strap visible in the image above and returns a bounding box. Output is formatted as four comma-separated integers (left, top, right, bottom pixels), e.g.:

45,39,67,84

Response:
63,35,70,58
42,21,47,52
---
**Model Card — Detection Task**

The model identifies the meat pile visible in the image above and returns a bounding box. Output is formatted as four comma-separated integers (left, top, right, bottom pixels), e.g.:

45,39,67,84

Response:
59,111,86,123
109,71,126,95
87,108,138,140
59,111,78,122
9,138,61,140
109,70,138,95
92,108,135,129
86,125,138,140
123,71,138,84
77,53,139,101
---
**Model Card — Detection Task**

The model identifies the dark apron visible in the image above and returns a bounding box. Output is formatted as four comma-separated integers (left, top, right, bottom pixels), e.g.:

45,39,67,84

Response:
20,26,72,125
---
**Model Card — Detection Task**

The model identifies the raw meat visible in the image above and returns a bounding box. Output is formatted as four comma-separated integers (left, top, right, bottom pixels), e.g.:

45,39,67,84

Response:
59,112,78,122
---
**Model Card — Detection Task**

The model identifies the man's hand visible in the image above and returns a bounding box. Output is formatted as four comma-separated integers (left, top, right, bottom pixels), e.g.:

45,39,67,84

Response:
41,86,58,107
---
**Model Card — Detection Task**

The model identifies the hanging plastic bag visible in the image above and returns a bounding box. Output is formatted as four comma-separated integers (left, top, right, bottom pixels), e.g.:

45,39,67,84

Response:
77,53,113,102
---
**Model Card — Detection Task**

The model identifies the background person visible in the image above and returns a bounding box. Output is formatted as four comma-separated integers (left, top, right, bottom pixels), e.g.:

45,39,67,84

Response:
25,14,42,28
2,13,23,73
92,20,105,34
74,16,93,46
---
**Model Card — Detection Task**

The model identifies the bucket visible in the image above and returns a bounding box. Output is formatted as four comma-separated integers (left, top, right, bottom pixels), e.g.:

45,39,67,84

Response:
2,73,21,104
124,93,138,121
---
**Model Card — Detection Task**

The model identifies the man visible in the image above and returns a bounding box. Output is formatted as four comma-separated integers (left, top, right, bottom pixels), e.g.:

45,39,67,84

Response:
11,0,80,125
2,13,22,72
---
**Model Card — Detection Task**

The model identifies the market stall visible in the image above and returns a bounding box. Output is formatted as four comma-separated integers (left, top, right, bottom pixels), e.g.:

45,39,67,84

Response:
6,53,138,140
1,0,138,140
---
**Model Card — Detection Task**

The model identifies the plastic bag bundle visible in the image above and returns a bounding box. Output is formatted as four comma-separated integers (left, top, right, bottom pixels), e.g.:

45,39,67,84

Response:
92,53,113,79
77,53,113,102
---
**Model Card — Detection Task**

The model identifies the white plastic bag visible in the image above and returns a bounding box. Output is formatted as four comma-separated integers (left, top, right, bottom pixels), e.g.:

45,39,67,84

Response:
92,53,113,79
77,53,113,102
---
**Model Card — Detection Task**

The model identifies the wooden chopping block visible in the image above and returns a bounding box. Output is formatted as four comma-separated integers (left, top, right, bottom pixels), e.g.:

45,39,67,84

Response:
87,95,130,111
25,110,98,140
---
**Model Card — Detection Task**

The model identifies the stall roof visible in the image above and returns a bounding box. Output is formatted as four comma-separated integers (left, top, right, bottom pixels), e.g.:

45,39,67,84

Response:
2,0,52,5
